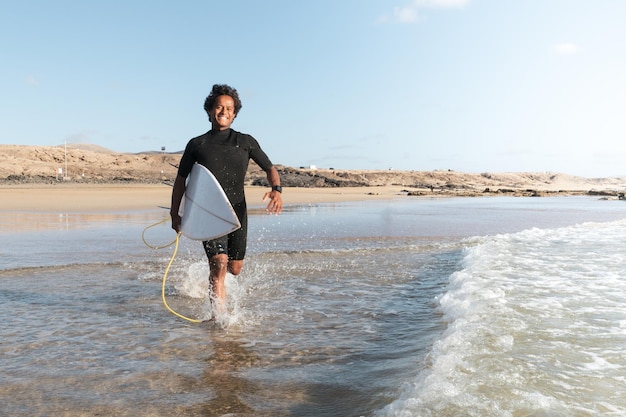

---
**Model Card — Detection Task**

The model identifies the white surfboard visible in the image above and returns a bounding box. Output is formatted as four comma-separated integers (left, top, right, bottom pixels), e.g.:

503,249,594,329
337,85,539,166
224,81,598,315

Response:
180,163,241,241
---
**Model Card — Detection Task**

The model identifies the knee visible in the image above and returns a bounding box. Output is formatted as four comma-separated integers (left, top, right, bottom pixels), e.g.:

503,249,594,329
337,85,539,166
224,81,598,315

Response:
209,255,229,273
228,260,244,276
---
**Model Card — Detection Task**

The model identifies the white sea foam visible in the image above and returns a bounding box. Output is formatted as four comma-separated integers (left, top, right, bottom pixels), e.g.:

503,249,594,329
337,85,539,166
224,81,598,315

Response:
176,261,209,299
380,219,626,417
172,260,258,327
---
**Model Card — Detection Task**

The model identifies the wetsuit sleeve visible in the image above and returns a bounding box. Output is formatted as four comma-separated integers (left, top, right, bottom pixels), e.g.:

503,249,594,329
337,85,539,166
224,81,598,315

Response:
177,140,197,178
248,136,273,171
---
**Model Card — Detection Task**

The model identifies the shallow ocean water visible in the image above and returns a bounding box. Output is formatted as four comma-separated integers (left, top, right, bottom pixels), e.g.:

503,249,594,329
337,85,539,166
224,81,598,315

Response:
1,196,625,416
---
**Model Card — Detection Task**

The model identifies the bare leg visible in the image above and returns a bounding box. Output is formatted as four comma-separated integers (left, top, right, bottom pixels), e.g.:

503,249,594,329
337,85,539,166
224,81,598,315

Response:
209,254,228,313
228,259,244,276
208,255,244,312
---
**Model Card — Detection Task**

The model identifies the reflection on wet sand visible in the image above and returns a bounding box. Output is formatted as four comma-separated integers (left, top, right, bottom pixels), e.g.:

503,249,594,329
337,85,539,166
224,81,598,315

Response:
168,333,262,416
0,211,166,233
202,335,260,415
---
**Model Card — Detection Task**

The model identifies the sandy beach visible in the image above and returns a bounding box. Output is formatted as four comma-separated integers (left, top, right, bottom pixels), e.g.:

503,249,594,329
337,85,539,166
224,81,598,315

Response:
1,144,626,213
0,183,407,213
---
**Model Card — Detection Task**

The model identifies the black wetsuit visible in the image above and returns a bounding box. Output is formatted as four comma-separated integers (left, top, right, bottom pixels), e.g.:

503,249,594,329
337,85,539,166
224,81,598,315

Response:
177,128,273,260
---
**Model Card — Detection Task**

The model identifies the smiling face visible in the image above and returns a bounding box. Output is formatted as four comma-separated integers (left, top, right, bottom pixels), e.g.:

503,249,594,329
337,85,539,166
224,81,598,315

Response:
209,95,237,131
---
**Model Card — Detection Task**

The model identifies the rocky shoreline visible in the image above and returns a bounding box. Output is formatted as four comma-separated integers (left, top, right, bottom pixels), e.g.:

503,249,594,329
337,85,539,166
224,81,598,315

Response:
2,144,626,199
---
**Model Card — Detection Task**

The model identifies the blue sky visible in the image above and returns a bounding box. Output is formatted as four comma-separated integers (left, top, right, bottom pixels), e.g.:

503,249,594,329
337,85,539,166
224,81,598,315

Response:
2,1,625,177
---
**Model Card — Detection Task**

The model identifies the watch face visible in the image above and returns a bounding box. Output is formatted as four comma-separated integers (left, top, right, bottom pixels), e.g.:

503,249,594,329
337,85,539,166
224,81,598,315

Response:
273,186,282,193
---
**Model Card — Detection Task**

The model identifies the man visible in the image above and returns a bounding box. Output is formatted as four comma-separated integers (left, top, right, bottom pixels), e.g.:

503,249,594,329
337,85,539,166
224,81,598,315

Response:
170,84,282,313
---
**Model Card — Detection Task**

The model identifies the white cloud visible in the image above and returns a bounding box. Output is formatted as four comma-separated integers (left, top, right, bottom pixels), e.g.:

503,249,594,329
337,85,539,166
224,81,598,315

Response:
24,75,39,86
393,5,418,23
554,42,579,55
415,0,469,7
65,130,97,143
380,0,469,24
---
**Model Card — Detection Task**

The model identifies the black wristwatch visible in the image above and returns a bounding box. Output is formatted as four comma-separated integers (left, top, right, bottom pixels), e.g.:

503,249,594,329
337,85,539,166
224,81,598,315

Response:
271,185,283,193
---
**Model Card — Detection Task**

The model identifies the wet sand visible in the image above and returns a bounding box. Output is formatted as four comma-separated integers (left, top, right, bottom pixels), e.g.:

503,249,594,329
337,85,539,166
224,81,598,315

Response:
0,184,406,213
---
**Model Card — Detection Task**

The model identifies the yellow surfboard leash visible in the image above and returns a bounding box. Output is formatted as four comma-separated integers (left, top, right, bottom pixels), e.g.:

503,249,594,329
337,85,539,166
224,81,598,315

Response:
142,217,202,323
